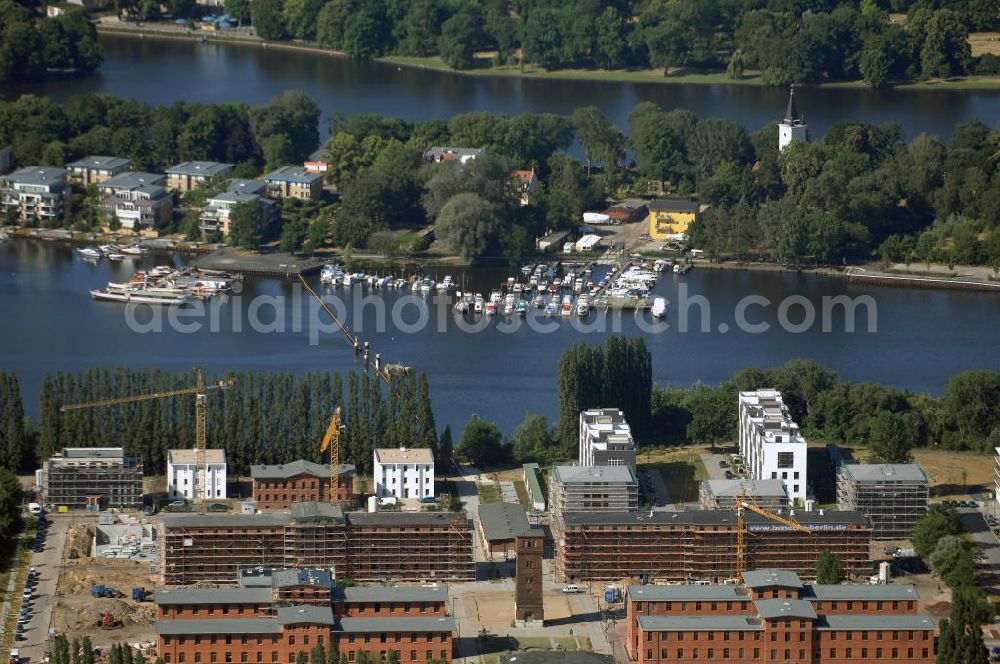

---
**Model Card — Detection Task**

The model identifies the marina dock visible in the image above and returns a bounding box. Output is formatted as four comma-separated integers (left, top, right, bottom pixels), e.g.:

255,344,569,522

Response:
196,247,325,279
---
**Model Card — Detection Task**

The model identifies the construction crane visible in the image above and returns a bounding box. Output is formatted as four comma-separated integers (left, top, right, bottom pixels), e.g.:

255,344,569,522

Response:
59,367,234,506
732,493,811,582
319,407,344,502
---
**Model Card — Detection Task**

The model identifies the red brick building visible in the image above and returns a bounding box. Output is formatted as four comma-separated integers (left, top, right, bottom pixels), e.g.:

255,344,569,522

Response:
161,505,475,586
624,570,934,664
156,575,454,664
251,460,358,509
555,510,871,583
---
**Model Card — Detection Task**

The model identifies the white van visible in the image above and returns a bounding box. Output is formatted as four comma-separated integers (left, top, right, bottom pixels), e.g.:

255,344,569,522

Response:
561,585,582,594
28,503,42,515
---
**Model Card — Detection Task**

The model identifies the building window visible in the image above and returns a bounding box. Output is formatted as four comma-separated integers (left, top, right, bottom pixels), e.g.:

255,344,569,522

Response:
777,452,794,468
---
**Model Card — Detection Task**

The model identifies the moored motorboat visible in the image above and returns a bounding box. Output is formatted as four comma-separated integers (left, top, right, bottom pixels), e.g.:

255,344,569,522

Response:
651,297,668,318
78,247,101,259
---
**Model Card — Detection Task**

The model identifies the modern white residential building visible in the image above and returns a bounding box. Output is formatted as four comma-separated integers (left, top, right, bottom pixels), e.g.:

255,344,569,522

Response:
373,447,434,500
167,449,227,501
66,155,132,186
98,171,172,229
579,408,636,469
738,390,808,505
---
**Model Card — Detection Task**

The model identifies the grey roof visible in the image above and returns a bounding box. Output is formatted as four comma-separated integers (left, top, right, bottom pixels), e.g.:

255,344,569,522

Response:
227,178,265,195
265,165,324,184
336,617,455,633
754,599,817,620
100,171,166,190
561,509,867,527
162,512,292,529
703,479,788,499
551,465,636,485
209,191,261,204
636,616,763,632
156,619,280,635
500,653,613,664
346,511,467,527
804,583,919,602
816,614,935,630
3,166,66,186
647,198,699,213
240,568,333,589
839,464,928,483
67,155,131,171
251,460,355,479
626,585,747,602
155,588,272,605
332,586,448,604
290,501,344,521
166,161,234,177
479,502,533,541
62,447,124,459
742,570,803,589
278,605,333,625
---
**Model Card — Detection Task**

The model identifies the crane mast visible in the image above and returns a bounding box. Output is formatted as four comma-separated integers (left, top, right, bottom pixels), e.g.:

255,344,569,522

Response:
732,493,811,582
319,408,344,502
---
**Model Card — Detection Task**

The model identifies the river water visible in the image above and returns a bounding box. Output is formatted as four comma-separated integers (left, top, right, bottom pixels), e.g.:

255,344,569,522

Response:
2,34,1000,139
1,240,997,435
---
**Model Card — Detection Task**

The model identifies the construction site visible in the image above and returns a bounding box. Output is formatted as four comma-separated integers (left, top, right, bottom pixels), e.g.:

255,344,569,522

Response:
42,448,144,511
553,508,873,583
160,504,475,586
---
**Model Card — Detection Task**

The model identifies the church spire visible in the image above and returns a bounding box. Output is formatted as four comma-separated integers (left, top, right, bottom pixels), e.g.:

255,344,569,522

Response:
784,87,802,125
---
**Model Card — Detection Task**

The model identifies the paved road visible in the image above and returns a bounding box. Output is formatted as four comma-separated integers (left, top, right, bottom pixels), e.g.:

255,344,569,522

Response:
19,516,69,661
452,463,487,566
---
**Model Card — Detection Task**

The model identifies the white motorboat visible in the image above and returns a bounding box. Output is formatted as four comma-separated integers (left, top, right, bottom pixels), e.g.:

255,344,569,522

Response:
107,253,126,261
561,295,572,317
77,247,101,259
90,288,194,305
651,297,668,318
533,294,545,309
473,294,484,314
544,302,558,317
489,289,502,303
120,245,148,255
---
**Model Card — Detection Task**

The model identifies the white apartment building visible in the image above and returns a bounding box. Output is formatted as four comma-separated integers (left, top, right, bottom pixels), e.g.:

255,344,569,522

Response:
373,447,434,500
738,389,808,505
578,408,636,469
167,449,227,501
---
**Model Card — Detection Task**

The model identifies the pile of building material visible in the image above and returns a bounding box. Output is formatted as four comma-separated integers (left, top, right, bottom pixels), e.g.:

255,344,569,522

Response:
67,523,95,558
95,523,157,561
73,599,156,630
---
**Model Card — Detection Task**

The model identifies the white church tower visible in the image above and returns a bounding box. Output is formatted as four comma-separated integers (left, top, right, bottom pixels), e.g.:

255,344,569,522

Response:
778,87,808,151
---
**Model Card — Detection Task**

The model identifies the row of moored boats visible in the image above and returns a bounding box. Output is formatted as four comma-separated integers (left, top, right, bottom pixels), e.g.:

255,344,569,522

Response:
77,244,149,261
90,266,235,305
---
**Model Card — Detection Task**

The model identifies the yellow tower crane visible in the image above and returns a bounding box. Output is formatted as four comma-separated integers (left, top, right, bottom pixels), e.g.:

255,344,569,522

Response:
319,407,344,502
59,367,234,506
732,493,811,582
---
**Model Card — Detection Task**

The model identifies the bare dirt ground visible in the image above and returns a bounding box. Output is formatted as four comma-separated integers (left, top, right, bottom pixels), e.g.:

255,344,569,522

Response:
910,449,995,499
53,558,159,648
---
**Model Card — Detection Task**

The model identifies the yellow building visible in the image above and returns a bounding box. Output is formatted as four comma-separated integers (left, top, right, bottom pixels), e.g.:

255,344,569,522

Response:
647,199,699,240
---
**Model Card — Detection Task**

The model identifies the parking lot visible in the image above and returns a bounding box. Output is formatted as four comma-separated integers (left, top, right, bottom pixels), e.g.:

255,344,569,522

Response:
16,514,70,662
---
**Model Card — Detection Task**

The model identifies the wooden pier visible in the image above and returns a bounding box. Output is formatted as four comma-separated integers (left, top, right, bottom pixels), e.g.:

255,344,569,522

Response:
846,268,1000,293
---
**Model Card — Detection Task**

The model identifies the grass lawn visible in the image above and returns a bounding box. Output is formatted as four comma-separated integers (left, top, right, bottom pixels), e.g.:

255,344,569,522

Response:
513,479,531,510
646,452,709,505
478,483,502,504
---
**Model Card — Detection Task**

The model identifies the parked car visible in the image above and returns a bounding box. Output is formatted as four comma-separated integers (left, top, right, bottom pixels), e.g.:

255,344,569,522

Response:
562,585,583,594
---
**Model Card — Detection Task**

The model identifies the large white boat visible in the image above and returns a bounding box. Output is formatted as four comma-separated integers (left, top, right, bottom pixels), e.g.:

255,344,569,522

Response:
575,297,590,317
320,264,342,285
78,247,101,259
120,245,148,255
473,294,484,314
90,288,194,305
651,297,668,319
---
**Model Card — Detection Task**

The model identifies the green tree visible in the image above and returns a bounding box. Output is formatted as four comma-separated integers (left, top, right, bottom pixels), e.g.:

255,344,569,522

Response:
684,385,733,450
343,6,386,60
912,504,963,559
224,0,251,24
433,192,498,261
920,9,971,78
228,200,263,250
815,550,844,584
456,415,506,467
438,13,476,70
251,0,286,41
509,413,556,463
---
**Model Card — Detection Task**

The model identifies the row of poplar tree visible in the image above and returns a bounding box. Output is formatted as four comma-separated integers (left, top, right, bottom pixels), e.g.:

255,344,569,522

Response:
18,367,445,476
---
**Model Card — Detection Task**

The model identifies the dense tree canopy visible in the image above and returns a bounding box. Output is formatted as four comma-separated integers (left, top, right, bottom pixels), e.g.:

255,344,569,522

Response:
238,0,998,86
0,2,101,83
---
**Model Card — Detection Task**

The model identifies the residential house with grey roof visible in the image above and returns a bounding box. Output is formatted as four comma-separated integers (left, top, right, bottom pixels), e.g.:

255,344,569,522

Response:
165,160,234,192
97,171,172,229
66,155,132,186
200,190,276,237
264,165,324,200
1,166,69,223
549,464,638,515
